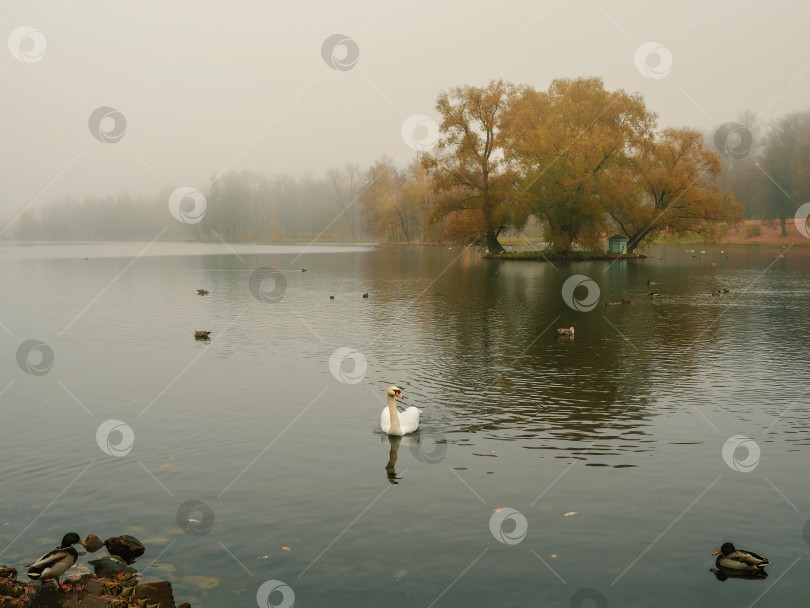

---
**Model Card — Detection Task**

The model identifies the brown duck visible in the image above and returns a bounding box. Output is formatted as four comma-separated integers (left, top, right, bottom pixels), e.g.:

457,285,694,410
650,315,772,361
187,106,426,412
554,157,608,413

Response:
712,542,769,572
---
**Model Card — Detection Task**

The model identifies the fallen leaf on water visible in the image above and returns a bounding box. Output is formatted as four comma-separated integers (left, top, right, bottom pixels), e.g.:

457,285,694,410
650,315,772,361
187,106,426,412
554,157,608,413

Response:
564,512,577,517
188,518,201,523
160,464,171,468
551,554,557,559
282,547,291,552
233,588,246,597
144,537,168,545
258,555,269,559
493,508,501,512
394,569,407,581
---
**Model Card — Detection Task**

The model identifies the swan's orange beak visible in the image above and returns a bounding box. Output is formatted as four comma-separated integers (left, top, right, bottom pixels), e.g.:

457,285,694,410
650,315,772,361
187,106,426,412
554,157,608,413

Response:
395,390,403,399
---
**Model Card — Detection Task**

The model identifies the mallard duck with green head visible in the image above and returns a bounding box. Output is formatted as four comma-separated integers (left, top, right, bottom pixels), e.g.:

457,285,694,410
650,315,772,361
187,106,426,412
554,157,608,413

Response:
712,542,769,571
26,532,87,589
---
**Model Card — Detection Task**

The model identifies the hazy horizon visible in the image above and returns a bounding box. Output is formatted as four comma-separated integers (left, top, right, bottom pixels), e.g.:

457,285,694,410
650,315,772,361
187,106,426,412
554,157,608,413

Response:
3,0,809,226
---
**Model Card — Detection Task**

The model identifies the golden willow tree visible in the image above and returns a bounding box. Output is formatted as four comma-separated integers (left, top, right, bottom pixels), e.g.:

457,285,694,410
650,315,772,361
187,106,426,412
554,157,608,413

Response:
503,77,655,253
423,80,531,254
606,128,742,251
499,76,741,253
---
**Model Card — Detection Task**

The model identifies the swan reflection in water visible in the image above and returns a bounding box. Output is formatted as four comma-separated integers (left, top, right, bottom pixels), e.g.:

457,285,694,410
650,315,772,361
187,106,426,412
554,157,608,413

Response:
385,436,403,485
383,432,447,485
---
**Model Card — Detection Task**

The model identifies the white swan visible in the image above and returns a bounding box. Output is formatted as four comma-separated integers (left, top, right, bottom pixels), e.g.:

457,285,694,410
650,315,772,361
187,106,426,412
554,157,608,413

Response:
380,386,421,436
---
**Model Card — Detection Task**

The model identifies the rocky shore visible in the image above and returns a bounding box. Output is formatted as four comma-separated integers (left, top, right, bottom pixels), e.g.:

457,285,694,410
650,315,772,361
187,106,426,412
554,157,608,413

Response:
0,535,190,608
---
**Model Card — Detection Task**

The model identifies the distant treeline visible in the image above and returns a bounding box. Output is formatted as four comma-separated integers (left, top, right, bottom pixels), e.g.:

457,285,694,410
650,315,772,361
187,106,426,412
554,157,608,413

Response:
713,108,810,233
10,79,810,250
12,163,448,244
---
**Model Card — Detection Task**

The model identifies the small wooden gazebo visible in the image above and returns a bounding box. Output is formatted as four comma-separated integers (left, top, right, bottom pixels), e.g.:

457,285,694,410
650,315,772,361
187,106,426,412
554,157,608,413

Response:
608,234,628,254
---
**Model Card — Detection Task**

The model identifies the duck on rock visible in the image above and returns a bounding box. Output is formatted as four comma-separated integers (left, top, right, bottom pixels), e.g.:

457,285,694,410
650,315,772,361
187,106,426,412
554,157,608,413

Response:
26,532,87,589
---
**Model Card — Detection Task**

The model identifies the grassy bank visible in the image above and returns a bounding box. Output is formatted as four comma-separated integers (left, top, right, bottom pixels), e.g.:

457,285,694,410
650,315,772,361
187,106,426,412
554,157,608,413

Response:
652,219,810,247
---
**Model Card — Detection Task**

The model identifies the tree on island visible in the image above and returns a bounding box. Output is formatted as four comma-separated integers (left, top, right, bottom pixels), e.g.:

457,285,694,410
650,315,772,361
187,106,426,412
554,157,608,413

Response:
423,80,530,254
503,77,655,253
605,127,742,252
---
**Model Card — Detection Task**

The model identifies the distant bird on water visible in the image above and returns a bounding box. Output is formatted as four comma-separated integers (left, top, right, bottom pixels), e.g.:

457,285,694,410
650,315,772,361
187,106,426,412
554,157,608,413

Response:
195,330,211,340
362,293,369,298
329,296,335,300
197,289,209,295
557,327,574,336
301,268,308,272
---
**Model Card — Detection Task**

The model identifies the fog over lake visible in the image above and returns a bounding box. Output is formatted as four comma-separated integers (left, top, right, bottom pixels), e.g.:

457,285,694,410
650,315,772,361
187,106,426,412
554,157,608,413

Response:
3,2,810,606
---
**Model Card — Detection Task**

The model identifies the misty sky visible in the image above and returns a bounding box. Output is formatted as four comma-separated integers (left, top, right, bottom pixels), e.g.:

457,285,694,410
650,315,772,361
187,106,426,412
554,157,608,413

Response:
2,0,809,224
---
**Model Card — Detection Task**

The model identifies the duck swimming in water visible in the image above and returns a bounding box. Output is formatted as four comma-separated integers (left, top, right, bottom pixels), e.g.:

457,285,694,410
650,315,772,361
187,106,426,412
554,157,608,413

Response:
712,542,769,572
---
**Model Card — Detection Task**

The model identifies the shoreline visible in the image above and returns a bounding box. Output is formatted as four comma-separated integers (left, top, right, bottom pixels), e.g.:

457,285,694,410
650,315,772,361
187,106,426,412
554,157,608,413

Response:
483,251,647,261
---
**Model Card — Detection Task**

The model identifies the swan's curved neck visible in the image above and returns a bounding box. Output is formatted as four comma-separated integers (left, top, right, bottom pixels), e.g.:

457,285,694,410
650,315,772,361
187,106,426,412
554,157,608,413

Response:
387,393,402,433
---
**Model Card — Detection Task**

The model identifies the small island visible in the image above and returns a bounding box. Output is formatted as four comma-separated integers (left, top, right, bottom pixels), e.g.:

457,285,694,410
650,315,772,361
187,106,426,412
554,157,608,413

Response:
483,250,645,261
484,234,645,261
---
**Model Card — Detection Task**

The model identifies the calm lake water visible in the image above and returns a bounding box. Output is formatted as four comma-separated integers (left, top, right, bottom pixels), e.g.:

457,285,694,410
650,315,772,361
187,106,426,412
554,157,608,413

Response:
1,241,809,607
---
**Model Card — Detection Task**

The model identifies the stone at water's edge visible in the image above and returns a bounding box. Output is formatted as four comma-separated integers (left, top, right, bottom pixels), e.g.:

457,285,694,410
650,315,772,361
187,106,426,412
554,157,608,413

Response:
83,535,104,553
87,556,137,578
102,536,144,564
0,565,183,608
0,569,17,581
133,581,175,607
